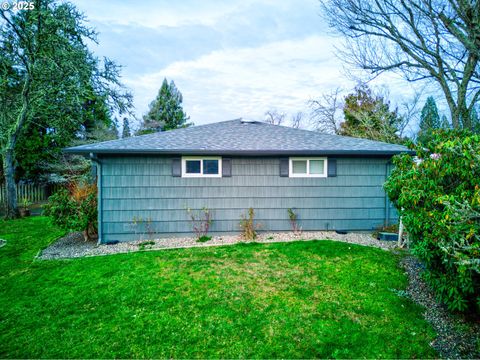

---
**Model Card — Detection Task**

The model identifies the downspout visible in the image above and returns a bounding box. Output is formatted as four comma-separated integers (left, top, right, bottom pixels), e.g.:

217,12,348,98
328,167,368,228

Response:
384,160,391,227
90,153,103,245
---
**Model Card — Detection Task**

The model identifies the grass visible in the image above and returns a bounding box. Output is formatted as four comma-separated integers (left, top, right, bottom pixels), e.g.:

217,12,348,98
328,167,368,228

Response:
0,217,436,358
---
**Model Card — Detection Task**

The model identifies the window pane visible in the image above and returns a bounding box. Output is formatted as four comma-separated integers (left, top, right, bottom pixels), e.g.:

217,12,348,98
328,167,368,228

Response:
203,159,219,174
310,160,325,174
186,160,201,174
292,160,307,174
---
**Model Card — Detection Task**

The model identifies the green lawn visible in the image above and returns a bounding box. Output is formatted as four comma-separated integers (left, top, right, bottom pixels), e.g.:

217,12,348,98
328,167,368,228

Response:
0,217,436,358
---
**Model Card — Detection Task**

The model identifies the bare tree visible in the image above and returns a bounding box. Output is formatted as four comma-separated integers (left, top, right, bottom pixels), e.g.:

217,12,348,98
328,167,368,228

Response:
398,91,422,138
290,112,304,129
264,109,286,125
320,0,480,129
308,88,344,134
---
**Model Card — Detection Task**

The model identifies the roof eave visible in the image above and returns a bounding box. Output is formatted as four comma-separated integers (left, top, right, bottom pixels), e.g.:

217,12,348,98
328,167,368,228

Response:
64,148,415,156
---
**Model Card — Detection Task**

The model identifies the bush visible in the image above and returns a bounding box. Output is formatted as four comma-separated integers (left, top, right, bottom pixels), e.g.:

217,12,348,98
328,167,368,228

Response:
287,208,302,235
239,208,261,240
44,182,98,241
197,235,212,243
186,207,212,240
384,130,480,312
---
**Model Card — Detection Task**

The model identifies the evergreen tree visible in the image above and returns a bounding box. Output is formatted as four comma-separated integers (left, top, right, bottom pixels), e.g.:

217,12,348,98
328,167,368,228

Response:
470,107,480,134
441,115,451,129
122,117,131,138
417,97,441,144
139,78,191,134
419,97,441,131
340,84,403,143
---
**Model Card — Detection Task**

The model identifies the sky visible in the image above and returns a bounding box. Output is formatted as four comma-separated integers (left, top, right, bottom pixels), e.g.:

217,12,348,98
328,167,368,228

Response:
73,0,424,131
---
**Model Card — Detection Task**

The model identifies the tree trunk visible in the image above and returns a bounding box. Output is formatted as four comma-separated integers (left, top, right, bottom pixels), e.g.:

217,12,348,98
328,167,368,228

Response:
2,149,18,219
2,73,31,219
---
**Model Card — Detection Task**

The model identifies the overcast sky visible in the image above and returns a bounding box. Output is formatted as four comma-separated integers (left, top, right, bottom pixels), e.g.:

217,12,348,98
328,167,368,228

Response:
74,0,423,130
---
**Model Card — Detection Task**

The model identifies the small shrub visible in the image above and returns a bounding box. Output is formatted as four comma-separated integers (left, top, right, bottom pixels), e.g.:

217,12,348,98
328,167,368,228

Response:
44,182,97,241
21,197,31,210
138,240,155,250
196,235,212,243
131,217,154,241
384,129,480,313
287,208,302,235
186,207,212,240
239,208,261,240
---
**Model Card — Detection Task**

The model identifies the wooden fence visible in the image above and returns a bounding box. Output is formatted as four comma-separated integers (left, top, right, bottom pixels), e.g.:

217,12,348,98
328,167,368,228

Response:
0,183,62,205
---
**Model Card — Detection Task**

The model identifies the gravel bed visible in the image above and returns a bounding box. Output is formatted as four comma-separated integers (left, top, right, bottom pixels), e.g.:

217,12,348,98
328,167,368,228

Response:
401,256,480,359
38,230,395,260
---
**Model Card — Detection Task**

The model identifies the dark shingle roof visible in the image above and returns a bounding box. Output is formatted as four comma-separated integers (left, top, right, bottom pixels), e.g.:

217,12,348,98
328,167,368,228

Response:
65,119,412,156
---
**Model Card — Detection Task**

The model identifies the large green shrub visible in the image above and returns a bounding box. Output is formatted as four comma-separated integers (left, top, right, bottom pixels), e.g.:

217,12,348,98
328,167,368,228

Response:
385,130,480,312
44,182,98,241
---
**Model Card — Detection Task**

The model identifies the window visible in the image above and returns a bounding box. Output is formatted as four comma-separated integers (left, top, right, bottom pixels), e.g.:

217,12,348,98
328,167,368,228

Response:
289,157,327,177
182,157,222,177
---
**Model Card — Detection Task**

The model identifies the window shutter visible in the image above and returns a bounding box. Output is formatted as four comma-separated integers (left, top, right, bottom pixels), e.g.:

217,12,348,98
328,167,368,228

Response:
279,158,289,177
327,158,337,177
222,158,232,177
172,158,181,177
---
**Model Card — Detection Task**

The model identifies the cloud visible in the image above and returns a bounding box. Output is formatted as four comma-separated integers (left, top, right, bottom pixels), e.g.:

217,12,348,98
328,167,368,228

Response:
75,0,426,131
74,0,247,28
88,22,223,77
126,35,352,125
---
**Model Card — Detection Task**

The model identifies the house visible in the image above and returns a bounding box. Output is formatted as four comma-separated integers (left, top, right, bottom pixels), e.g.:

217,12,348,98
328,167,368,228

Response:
65,119,411,243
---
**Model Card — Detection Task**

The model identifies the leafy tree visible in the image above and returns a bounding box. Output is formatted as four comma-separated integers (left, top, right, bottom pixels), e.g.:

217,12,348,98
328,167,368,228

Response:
385,130,480,312
339,84,403,143
321,0,480,129
122,117,131,138
0,0,132,218
417,97,441,144
139,78,190,134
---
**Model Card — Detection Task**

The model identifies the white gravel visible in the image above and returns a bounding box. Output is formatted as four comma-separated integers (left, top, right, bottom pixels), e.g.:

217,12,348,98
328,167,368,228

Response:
38,230,395,260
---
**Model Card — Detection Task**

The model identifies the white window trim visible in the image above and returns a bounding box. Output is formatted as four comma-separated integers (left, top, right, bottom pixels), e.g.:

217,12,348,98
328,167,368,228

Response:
182,156,222,178
289,157,328,178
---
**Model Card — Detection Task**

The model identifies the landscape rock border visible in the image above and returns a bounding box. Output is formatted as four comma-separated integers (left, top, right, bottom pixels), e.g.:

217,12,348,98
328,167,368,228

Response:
38,230,395,260
401,256,480,359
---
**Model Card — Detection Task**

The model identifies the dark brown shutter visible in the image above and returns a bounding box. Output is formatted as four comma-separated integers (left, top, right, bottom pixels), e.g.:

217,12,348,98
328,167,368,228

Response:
279,158,289,177
222,158,232,177
172,158,181,177
327,158,337,177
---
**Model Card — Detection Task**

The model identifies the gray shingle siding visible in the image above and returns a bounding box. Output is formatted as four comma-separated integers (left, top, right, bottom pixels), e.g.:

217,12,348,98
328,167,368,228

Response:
99,155,397,243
